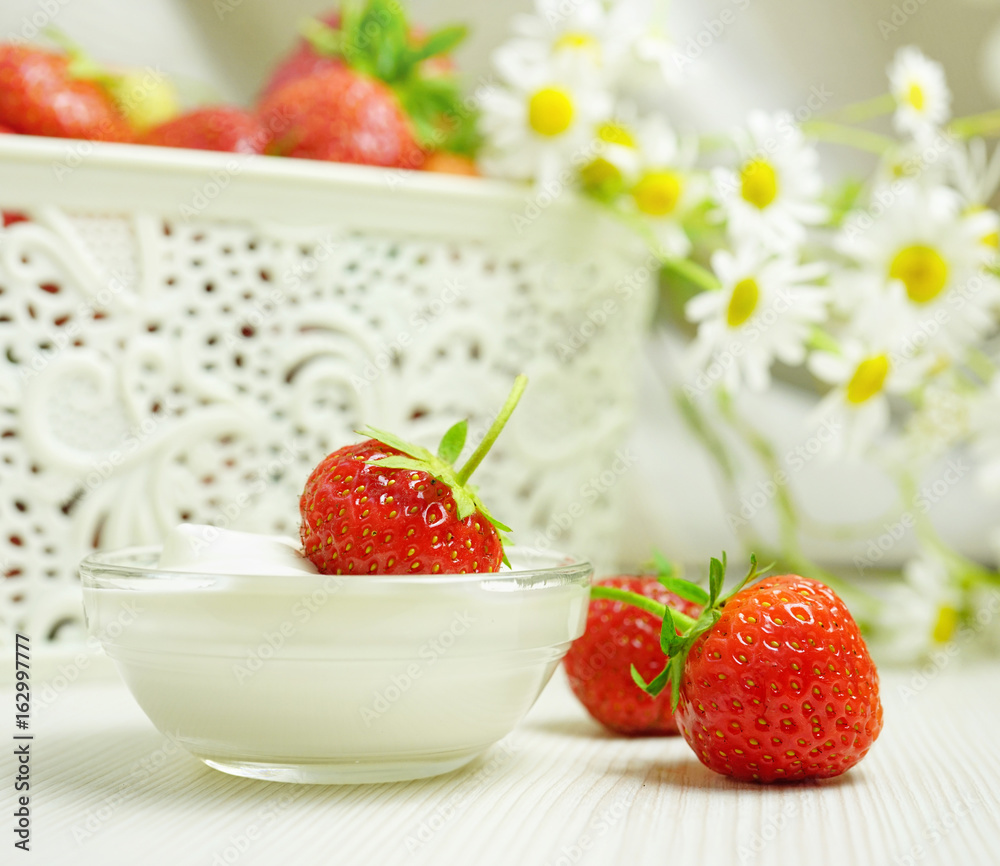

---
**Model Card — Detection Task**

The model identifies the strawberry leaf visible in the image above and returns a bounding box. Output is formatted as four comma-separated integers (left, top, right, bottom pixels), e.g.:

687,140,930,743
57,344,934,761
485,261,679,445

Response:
437,420,467,464
358,425,434,463
365,455,429,474
657,574,709,606
708,554,726,607
408,25,467,65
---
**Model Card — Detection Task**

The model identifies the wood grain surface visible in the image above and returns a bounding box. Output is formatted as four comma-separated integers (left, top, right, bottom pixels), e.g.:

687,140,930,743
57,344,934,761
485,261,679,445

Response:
7,662,1000,866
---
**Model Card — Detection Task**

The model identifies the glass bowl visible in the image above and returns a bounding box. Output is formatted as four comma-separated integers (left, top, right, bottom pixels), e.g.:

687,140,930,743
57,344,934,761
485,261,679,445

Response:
79,546,592,784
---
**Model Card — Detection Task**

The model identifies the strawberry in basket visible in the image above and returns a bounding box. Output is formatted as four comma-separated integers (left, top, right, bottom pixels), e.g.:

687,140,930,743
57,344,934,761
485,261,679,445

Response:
258,0,479,170
0,43,134,142
141,107,269,155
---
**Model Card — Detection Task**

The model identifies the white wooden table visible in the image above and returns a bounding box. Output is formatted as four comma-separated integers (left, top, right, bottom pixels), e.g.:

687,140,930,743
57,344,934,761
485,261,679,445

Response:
6,661,1000,866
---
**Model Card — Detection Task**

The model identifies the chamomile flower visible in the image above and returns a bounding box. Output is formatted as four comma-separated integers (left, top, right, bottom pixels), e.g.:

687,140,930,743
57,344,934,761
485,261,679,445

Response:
949,138,1000,208
684,245,828,392
479,53,612,185
713,111,827,252
835,184,1000,354
888,46,952,140
578,110,642,201
625,114,701,257
808,337,931,457
494,0,677,91
877,549,963,663
896,379,976,466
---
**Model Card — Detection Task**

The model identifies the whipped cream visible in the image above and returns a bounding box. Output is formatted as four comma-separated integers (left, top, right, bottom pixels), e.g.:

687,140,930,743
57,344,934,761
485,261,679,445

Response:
158,524,318,576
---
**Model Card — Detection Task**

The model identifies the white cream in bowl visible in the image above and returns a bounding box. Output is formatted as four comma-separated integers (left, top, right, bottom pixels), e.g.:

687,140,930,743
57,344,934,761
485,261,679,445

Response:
80,527,591,784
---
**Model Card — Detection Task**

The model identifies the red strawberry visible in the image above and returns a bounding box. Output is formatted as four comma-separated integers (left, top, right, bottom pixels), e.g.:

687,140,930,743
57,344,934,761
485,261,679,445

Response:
259,67,424,168
299,376,526,575
592,557,883,783
3,211,28,227
258,11,344,103
141,107,268,154
0,44,132,142
0,123,15,133
564,575,702,735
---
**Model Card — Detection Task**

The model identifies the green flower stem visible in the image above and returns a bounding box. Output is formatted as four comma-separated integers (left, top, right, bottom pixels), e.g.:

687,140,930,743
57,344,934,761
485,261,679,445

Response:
674,388,737,485
800,120,896,155
818,93,896,125
900,471,1000,592
661,256,721,294
966,347,997,384
714,390,877,606
455,375,527,485
950,109,1000,139
590,585,698,631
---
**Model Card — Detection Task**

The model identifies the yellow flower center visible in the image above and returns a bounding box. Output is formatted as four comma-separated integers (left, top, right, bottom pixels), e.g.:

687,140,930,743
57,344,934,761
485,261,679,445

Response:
967,206,1000,248
597,122,634,148
740,159,778,210
580,157,622,195
907,82,926,112
845,355,890,405
931,604,958,644
726,278,760,328
632,171,684,216
555,31,600,56
889,245,949,304
528,87,574,137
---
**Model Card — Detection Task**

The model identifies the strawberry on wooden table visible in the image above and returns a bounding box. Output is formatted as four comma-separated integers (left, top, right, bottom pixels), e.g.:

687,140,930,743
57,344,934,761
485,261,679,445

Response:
141,107,268,154
591,555,883,783
564,571,702,735
300,376,526,575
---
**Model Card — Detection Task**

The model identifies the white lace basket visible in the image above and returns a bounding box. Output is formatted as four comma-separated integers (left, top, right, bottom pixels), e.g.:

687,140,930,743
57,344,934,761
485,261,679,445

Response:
0,137,654,653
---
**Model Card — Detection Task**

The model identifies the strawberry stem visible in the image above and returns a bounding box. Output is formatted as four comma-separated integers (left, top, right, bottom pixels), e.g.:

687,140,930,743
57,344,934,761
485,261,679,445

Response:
455,375,527,485
590,585,699,630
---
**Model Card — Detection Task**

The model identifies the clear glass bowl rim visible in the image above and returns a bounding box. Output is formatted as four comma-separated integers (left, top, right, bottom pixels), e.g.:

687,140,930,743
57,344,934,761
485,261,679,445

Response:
79,545,594,592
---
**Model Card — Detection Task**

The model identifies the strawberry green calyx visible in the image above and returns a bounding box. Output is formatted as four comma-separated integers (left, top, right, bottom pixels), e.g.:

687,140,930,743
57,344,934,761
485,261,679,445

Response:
360,375,527,548
299,0,481,155
590,553,768,709
44,27,180,131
